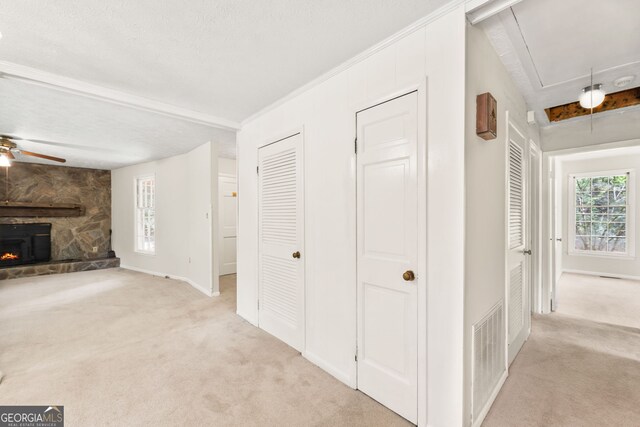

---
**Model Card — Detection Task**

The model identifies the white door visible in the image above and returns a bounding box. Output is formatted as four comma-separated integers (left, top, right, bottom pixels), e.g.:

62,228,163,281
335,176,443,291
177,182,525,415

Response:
506,117,530,365
356,92,418,424
258,133,305,351
219,176,237,275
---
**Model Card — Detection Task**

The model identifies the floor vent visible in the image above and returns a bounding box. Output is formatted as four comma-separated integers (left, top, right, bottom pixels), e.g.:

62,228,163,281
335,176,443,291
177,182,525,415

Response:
472,300,505,423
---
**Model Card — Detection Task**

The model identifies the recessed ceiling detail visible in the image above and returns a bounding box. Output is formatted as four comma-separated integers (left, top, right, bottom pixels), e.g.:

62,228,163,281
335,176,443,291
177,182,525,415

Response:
545,86,640,122
479,0,640,127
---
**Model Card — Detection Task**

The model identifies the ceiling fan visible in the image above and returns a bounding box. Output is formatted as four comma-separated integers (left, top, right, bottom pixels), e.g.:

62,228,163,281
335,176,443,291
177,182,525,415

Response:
0,135,66,166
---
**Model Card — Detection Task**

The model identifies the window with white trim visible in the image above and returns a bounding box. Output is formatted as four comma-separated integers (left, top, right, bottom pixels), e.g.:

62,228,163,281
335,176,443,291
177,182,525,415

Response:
569,170,635,257
135,175,155,254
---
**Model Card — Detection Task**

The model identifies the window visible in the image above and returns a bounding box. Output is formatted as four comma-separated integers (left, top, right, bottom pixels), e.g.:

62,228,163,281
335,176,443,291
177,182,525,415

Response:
569,170,635,257
135,175,155,254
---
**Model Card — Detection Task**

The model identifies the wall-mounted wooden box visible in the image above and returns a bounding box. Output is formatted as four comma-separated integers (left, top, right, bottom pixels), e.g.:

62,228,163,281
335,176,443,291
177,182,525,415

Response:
476,92,497,140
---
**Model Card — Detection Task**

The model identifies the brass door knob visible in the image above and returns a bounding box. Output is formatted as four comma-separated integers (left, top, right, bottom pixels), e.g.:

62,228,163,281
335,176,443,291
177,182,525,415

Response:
292,251,301,259
402,270,415,281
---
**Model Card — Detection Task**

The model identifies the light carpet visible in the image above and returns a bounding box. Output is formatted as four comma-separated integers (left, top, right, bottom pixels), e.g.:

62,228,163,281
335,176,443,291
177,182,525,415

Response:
0,269,409,426
556,273,640,329
483,313,640,426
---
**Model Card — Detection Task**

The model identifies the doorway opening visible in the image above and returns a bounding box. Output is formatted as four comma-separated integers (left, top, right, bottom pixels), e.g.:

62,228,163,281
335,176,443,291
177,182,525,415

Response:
543,142,640,328
218,157,237,295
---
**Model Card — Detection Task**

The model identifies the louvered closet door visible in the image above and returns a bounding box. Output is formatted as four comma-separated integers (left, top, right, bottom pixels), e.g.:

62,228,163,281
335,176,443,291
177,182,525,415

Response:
258,133,304,351
506,118,529,365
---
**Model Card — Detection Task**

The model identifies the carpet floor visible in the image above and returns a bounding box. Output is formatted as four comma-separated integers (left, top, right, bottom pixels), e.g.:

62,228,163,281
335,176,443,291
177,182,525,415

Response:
556,273,640,329
0,269,408,426
483,312,640,426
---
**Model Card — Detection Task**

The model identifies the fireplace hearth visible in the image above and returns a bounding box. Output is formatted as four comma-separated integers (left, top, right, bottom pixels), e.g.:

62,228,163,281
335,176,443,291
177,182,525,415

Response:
0,223,51,268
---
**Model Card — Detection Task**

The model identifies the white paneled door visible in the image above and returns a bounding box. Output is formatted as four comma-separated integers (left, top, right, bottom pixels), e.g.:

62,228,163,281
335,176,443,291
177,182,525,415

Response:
219,176,237,275
356,92,418,424
258,133,305,352
506,117,530,365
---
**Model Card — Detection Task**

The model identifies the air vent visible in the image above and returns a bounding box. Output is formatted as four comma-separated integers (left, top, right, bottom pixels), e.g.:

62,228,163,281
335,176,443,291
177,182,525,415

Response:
472,301,506,424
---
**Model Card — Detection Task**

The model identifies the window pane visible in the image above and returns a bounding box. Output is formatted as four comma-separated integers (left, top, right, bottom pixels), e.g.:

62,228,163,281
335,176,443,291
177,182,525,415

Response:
592,192,608,206
607,222,625,237
576,222,591,235
591,237,607,251
591,222,607,235
575,236,590,251
592,177,610,192
609,191,626,205
575,177,591,192
608,238,626,253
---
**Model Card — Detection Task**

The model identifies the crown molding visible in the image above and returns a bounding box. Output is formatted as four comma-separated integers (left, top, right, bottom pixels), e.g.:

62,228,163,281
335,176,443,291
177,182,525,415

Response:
0,61,240,131
241,0,467,126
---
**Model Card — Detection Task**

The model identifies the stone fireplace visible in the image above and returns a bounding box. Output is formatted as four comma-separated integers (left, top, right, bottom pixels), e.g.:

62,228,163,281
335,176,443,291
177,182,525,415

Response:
0,223,52,267
0,162,119,280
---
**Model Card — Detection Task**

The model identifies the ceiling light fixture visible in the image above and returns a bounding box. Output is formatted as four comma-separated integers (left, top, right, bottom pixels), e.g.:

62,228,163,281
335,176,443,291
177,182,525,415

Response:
0,154,11,167
579,84,605,109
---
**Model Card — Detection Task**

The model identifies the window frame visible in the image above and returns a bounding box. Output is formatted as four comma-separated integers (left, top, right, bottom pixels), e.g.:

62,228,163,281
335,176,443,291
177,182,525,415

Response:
134,173,156,255
568,168,635,259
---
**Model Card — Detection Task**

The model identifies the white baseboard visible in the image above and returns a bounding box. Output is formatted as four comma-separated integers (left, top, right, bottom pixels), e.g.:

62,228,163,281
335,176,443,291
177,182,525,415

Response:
120,265,213,297
563,269,640,282
303,350,356,389
236,310,259,327
472,371,508,427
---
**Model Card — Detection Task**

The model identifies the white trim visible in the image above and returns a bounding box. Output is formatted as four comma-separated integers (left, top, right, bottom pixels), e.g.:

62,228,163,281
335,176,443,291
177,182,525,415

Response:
236,310,259,327
303,351,355,388
562,269,640,282
241,0,466,126
120,265,214,297
465,0,524,25
567,169,635,258
471,372,508,427
0,61,240,131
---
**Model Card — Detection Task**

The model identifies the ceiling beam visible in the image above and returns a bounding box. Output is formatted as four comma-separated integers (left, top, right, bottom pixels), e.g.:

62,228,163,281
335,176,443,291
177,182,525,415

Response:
0,61,240,131
545,87,640,122
465,0,523,25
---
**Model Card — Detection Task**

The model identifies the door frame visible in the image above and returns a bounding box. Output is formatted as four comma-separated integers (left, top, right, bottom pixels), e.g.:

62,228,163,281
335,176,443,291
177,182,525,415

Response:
256,128,306,351
219,173,237,276
528,141,542,316
352,79,428,425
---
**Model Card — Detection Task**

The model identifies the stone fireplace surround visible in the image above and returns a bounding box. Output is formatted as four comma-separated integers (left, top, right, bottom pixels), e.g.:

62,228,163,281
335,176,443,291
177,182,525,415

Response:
0,162,119,279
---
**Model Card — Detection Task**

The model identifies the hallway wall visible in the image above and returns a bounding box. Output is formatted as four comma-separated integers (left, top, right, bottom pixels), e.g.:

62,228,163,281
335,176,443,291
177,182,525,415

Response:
237,5,467,426
464,23,541,425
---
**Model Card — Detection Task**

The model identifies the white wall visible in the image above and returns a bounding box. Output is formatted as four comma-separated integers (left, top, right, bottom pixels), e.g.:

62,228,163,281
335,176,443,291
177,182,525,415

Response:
542,109,640,152
561,153,640,279
218,157,236,177
112,142,214,295
464,24,541,425
237,4,466,426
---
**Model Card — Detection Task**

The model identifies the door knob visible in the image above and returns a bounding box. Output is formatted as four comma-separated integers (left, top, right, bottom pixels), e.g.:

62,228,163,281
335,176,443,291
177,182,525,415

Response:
523,249,532,255
402,270,415,281
292,251,301,259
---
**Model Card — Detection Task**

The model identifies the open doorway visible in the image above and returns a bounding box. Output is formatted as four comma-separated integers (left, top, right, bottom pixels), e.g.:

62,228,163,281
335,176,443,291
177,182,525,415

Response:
545,143,640,328
218,157,237,295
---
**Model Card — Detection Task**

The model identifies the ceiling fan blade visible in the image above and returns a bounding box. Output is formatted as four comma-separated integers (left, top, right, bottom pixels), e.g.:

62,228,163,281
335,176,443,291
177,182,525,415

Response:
19,150,66,163
1,134,24,141
5,151,15,160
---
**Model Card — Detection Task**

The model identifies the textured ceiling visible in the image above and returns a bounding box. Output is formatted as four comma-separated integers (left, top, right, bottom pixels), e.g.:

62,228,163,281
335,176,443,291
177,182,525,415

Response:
480,0,640,127
0,78,236,170
0,0,449,169
0,0,448,122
